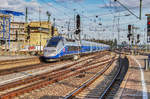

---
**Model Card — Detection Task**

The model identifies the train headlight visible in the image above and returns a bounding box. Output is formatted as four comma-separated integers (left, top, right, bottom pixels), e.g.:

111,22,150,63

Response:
50,53,56,56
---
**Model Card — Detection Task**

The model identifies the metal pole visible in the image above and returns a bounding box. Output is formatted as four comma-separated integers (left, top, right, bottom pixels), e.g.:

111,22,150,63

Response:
132,25,135,55
139,0,142,20
3,17,7,52
39,7,41,53
67,19,70,32
53,18,55,36
117,17,120,46
73,9,76,31
113,16,115,40
8,17,11,53
3,17,5,43
25,7,28,23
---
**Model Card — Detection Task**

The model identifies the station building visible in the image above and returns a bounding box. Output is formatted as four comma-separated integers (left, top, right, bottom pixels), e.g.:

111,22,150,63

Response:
0,14,10,51
8,22,26,51
0,10,59,54
24,21,59,52
10,22,25,42
0,10,24,52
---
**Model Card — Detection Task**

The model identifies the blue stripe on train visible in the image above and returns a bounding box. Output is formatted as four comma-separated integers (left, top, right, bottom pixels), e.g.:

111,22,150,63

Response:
44,46,108,59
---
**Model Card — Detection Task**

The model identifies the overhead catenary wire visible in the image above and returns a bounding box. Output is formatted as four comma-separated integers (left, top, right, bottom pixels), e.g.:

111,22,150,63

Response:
27,0,149,40
41,0,72,19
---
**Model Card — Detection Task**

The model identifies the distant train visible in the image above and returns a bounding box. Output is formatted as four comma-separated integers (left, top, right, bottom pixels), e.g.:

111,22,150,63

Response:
43,36,110,61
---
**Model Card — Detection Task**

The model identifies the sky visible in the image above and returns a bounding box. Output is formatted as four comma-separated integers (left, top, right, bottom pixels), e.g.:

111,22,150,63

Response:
0,0,150,44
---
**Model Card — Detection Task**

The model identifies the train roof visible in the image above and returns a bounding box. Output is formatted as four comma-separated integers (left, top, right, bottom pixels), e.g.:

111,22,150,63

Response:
50,36,110,47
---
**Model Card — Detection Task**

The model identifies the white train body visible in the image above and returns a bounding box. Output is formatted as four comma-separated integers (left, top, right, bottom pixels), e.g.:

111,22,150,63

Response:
43,36,110,60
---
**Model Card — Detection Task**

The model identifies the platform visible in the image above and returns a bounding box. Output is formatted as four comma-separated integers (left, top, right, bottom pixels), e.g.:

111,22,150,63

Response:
115,55,150,99
0,55,36,61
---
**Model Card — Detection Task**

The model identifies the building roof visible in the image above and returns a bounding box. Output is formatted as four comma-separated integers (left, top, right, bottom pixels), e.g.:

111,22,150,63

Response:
0,10,24,16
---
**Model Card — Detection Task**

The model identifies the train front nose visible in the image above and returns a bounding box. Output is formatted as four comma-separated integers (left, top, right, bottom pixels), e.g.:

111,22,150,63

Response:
44,47,57,57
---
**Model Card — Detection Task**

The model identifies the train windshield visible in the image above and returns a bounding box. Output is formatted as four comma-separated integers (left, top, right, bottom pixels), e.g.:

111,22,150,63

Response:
46,37,62,47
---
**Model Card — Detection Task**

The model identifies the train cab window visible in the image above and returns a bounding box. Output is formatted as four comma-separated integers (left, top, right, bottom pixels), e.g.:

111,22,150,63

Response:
46,37,62,47
66,39,75,42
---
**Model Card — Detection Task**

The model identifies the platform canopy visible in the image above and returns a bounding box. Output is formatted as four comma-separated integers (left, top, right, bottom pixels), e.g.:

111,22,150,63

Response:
0,10,24,16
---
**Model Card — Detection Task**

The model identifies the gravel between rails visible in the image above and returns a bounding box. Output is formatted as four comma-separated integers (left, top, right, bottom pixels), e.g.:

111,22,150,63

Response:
15,64,107,99
0,51,111,98
75,59,118,99
12,54,115,99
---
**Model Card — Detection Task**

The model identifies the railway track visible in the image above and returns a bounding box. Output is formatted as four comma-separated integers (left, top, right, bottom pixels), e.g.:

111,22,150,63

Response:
0,51,110,76
101,56,129,99
0,57,38,66
63,55,128,99
0,57,40,75
0,51,111,99
64,55,117,99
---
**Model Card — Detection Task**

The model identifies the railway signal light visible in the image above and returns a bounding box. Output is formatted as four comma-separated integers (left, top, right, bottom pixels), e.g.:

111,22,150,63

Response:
75,14,81,35
76,14,80,29
137,34,140,40
128,24,132,34
137,40,140,43
127,34,132,41
127,25,132,41
75,29,81,35
131,40,133,44
137,34,140,43
147,16,150,36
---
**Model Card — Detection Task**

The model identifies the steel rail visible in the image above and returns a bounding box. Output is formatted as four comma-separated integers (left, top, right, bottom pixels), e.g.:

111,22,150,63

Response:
64,56,116,99
0,53,112,99
0,61,111,99
99,57,122,99
0,51,109,76
0,57,39,65
0,55,111,91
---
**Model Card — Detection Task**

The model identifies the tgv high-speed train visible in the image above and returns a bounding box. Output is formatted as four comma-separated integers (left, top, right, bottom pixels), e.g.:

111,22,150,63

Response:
43,36,110,61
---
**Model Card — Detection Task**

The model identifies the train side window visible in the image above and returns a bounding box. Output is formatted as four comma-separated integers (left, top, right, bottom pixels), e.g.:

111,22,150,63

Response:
68,46,81,51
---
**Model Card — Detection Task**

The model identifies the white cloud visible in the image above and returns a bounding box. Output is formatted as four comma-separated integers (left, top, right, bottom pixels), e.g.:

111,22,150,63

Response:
0,0,40,15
